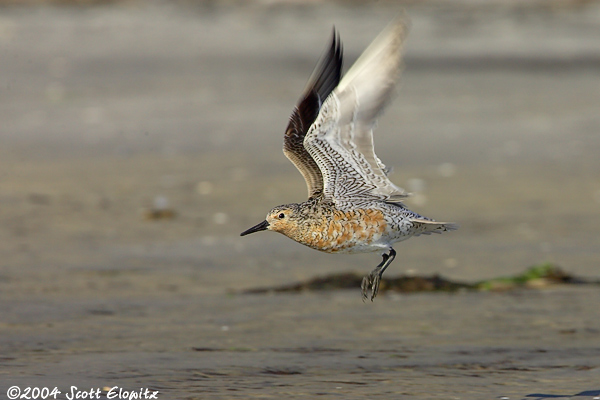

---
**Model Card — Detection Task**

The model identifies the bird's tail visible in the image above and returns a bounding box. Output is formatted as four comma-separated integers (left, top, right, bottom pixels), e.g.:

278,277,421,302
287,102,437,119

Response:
410,218,459,236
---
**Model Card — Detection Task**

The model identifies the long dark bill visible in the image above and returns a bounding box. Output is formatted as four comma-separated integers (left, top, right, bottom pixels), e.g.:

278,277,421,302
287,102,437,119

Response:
240,220,270,236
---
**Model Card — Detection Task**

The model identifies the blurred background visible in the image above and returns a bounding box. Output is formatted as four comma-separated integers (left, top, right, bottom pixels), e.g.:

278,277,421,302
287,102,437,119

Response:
1,0,600,396
2,0,598,292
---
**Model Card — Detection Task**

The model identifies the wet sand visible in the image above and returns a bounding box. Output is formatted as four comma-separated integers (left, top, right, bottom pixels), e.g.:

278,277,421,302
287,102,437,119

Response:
1,2,600,399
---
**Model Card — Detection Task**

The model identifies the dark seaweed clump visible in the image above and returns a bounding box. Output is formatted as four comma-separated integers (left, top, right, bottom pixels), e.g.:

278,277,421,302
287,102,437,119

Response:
240,263,599,295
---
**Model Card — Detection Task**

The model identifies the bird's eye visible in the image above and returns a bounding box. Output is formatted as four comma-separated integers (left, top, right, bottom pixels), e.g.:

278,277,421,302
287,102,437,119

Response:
278,213,285,219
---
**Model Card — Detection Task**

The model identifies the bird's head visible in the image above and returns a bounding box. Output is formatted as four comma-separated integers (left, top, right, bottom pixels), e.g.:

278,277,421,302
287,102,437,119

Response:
240,204,301,237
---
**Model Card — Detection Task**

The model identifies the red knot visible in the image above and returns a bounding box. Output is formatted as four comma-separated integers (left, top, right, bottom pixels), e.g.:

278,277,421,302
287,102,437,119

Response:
241,18,458,301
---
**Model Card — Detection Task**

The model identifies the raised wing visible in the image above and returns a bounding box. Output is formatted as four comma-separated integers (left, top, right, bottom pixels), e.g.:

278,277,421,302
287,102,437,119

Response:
305,18,410,208
283,29,343,199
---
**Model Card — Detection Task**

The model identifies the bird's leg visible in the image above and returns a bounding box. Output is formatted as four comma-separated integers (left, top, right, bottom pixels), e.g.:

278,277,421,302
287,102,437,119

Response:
361,248,397,302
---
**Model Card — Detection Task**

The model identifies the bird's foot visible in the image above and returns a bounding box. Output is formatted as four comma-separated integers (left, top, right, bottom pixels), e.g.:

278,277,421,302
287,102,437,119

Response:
361,270,382,302
361,249,395,302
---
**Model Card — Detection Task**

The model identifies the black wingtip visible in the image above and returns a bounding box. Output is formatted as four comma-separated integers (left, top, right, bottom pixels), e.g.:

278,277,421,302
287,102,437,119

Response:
306,26,343,106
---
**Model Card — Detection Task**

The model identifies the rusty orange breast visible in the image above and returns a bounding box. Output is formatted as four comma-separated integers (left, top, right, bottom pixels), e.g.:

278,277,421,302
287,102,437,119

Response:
297,208,388,253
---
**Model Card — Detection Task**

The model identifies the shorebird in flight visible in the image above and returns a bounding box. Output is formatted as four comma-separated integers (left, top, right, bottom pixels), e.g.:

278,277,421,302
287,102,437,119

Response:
241,19,457,301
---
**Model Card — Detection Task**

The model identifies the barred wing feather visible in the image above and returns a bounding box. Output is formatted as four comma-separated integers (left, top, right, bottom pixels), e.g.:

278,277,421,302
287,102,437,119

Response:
283,30,343,199
305,19,409,207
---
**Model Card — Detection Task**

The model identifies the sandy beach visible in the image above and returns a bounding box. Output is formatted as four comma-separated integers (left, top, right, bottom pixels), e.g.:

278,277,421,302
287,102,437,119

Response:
1,1,600,398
